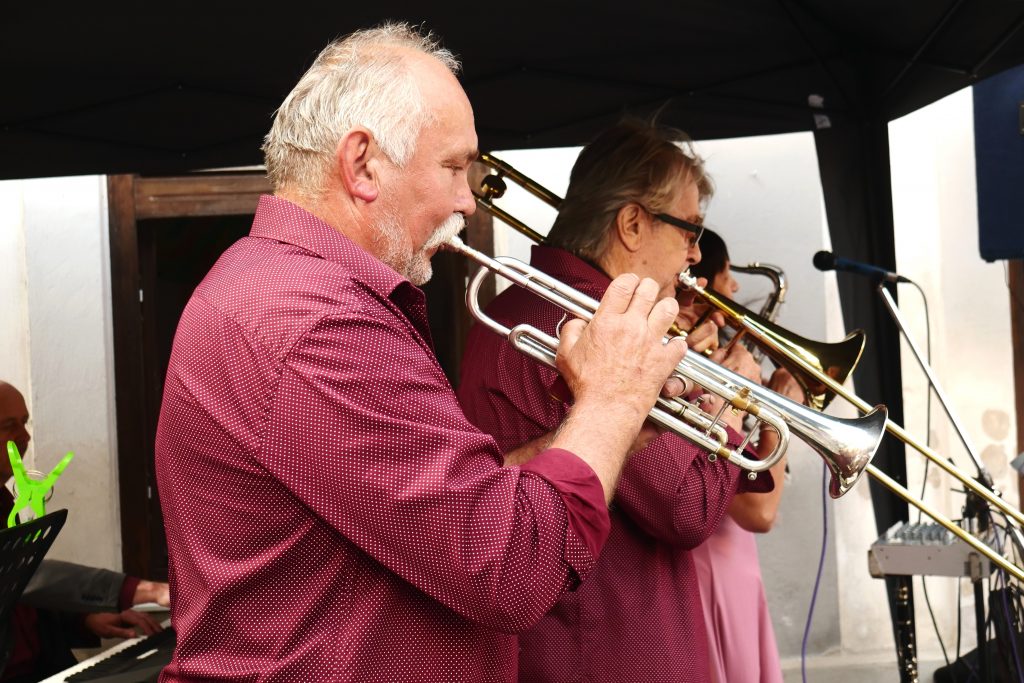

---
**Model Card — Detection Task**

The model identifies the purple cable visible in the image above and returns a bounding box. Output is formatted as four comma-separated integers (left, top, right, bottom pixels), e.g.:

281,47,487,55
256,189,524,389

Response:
802,461,830,683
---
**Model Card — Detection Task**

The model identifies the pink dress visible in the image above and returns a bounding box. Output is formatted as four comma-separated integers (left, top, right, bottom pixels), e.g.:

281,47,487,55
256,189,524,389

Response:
693,515,783,683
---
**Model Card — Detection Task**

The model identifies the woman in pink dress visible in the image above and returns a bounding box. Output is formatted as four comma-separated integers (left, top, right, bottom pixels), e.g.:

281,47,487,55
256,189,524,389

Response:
687,230,804,683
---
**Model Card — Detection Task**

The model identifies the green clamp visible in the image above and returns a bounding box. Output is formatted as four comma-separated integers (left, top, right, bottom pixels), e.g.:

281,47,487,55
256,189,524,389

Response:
6,440,74,528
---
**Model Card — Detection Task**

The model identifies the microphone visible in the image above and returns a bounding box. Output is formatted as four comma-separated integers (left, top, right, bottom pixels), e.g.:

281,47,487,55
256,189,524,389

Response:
812,251,910,284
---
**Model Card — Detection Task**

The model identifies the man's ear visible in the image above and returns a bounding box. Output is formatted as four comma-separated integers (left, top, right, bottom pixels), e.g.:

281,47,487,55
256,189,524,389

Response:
615,203,646,252
336,128,381,203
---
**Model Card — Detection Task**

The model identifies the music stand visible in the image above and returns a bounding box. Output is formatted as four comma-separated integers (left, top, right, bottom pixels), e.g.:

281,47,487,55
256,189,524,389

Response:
0,509,68,675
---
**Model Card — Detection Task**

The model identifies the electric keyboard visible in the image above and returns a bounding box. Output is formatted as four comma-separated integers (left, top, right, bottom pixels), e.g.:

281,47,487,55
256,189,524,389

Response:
40,621,174,683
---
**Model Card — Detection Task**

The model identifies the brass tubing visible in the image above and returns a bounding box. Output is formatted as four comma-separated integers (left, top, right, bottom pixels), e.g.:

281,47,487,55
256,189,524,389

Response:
867,464,1024,582
760,322,1024,530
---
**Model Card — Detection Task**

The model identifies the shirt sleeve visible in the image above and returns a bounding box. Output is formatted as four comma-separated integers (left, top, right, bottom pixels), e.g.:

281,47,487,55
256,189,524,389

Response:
613,426,773,548
19,560,126,613
257,310,610,634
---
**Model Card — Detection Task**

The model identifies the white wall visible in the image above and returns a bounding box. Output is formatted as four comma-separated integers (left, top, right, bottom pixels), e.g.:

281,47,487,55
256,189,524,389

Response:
0,176,121,571
889,85,1017,662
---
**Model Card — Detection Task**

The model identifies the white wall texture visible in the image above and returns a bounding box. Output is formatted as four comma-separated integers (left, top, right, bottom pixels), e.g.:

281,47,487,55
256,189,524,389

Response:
0,176,122,571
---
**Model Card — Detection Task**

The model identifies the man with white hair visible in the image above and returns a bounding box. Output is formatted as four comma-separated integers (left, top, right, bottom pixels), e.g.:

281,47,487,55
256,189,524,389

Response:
155,24,688,681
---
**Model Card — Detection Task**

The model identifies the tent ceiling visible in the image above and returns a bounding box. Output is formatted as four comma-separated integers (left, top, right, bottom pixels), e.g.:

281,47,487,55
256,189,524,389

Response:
4,1,1024,179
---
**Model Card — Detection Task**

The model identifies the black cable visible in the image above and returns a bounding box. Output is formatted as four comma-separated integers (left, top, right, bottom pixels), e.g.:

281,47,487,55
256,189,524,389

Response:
988,521,1024,682
801,462,830,683
904,278,952,666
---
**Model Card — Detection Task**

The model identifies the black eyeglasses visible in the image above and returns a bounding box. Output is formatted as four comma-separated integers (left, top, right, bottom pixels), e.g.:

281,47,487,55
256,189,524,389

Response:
645,208,705,246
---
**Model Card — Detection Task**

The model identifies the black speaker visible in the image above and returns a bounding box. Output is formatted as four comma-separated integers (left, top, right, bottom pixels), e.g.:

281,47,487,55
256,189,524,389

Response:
974,65,1024,262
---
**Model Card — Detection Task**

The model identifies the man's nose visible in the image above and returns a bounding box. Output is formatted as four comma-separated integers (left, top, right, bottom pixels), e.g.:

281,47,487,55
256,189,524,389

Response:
688,242,702,265
456,178,477,217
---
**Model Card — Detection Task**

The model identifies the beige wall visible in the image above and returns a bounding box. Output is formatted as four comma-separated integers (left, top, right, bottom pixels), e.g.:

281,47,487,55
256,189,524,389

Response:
0,176,122,572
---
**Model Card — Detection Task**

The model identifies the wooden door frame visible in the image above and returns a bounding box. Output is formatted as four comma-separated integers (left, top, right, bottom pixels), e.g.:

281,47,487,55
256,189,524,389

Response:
107,171,494,577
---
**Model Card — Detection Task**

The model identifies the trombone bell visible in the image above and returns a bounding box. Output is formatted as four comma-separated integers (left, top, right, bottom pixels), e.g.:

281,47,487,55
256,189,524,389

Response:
679,272,866,411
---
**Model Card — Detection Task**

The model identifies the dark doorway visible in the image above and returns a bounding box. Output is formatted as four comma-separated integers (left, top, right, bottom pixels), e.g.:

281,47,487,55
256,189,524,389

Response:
108,173,493,579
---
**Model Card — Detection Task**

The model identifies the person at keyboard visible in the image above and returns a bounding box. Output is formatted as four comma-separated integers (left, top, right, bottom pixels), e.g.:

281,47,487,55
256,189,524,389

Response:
0,380,170,682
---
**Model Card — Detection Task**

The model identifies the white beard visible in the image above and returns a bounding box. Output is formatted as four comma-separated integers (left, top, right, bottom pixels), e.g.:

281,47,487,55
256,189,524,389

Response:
374,211,465,286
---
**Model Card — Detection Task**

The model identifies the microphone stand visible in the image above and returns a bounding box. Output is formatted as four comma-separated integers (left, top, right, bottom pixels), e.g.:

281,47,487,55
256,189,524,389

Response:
876,280,1011,683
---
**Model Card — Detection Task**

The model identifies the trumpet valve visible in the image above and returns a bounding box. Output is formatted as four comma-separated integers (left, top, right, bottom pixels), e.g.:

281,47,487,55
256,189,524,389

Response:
730,387,757,415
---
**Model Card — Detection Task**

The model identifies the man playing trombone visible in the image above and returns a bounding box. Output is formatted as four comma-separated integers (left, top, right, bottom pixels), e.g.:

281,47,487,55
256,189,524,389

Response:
458,119,781,682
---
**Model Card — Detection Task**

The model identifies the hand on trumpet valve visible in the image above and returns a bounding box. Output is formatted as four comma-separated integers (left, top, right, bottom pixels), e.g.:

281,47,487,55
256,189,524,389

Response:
556,274,689,413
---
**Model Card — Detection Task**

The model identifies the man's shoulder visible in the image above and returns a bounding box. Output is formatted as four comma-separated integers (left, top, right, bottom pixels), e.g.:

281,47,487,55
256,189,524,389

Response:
201,236,371,313
183,236,386,353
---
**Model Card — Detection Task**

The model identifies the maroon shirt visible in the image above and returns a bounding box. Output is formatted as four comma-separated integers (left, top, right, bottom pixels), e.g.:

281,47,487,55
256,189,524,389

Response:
155,196,611,682
457,245,772,683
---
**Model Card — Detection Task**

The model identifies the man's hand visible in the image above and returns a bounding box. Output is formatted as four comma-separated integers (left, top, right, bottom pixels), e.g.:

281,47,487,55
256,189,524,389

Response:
557,274,687,412
710,345,761,385
675,277,725,354
551,274,688,501
767,367,806,405
84,609,163,639
132,579,170,607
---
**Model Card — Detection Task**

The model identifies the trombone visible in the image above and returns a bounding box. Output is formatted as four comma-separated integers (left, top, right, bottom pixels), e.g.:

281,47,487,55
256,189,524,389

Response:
470,152,1024,582
676,271,1024,577
709,261,865,411
475,153,865,411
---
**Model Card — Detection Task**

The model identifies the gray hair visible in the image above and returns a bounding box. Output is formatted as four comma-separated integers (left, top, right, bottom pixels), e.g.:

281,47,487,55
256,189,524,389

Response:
262,23,460,195
547,119,713,261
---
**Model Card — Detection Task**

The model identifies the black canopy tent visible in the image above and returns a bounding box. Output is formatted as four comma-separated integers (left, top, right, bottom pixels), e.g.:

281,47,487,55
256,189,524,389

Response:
6,1,1024,675
5,2,1024,175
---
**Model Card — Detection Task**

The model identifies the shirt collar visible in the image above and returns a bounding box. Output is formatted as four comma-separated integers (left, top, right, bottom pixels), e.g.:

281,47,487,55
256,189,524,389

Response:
529,245,611,297
250,194,409,299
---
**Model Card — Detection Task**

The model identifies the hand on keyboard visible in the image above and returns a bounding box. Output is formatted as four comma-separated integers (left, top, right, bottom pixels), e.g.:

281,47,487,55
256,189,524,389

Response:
132,579,170,608
84,608,164,639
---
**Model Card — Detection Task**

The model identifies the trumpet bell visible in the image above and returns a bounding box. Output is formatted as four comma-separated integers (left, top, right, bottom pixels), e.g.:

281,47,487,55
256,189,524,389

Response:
823,405,888,498
704,332,887,498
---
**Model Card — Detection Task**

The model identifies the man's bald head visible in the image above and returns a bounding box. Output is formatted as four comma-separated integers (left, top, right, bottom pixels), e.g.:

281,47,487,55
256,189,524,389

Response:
0,382,29,479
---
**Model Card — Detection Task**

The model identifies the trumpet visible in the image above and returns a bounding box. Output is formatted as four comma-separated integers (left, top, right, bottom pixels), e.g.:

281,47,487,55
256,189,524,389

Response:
448,235,887,497
470,152,1024,582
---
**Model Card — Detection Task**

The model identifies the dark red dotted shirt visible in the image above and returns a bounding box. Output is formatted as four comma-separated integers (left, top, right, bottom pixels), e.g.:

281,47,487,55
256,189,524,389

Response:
457,245,772,683
155,196,611,682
